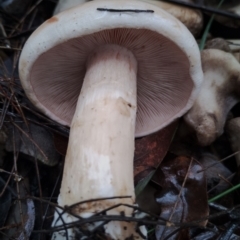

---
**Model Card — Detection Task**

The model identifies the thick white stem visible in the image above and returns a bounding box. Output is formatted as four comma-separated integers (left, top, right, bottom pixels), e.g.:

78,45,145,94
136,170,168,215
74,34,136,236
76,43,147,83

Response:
52,45,144,239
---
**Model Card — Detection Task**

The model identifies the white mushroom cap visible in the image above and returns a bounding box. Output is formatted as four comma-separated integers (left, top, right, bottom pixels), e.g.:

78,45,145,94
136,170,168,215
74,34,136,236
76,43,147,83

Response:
185,49,240,146
19,0,203,138
54,0,203,35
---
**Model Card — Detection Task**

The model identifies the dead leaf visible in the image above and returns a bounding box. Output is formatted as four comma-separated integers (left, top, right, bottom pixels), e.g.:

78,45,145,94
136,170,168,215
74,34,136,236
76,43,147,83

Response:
154,155,209,240
134,121,178,184
6,121,61,166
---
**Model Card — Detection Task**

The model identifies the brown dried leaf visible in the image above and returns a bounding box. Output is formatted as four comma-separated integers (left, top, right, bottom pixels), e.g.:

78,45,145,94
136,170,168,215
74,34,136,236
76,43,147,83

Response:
154,155,209,240
134,121,178,184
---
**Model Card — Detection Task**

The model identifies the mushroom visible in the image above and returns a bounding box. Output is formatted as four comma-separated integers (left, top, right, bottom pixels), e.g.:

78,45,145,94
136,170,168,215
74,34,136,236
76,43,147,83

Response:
205,38,232,52
142,0,203,36
184,49,240,146
226,39,240,62
227,39,240,52
54,0,203,36
205,38,240,62
205,1,240,28
18,0,203,239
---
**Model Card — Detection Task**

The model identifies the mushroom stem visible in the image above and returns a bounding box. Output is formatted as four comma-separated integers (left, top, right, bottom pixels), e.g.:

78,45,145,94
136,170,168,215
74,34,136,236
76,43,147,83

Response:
52,44,143,239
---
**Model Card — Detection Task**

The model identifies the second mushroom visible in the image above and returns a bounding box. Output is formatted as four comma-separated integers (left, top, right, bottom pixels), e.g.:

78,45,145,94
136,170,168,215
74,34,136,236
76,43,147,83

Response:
18,0,203,239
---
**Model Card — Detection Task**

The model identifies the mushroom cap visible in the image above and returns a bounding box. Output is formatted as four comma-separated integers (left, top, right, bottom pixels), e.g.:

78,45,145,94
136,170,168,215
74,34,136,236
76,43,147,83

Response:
55,0,203,36
19,0,203,138
184,49,240,146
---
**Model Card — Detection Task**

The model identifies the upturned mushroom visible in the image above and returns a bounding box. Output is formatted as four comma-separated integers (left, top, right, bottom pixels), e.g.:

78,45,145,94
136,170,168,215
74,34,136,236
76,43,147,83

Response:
19,0,203,239
185,49,240,146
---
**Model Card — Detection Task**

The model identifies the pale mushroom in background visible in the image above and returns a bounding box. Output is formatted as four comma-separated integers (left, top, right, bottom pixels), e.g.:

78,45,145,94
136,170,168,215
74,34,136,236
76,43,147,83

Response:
205,38,232,52
226,39,240,61
142,0,203,36
205,1,240,28
227,39,240,52
184,49,240,146
54,0,203,36
18,0,203,239
205,38,240,62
